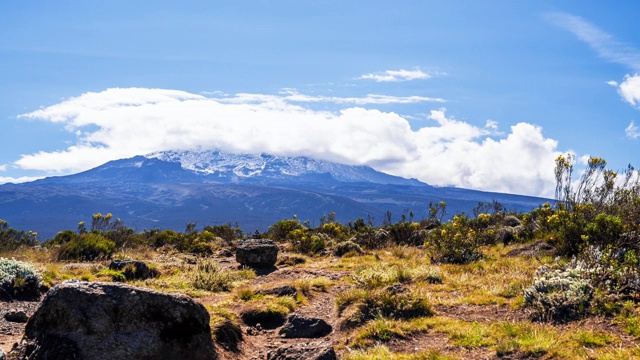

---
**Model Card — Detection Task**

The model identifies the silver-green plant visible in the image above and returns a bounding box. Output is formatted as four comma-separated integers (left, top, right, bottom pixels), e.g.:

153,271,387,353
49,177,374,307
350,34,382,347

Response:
0,257,44,299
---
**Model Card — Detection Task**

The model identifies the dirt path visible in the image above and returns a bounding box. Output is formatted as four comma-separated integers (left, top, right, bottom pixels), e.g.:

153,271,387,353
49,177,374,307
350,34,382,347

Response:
0,300,40,353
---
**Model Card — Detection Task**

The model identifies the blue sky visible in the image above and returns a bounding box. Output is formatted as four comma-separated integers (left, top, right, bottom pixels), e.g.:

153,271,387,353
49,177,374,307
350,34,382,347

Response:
2,1,640,197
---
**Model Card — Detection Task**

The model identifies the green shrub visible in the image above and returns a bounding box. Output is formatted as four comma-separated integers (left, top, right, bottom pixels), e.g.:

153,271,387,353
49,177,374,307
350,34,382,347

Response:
204,223,243,244
0,258,44,299
267,219,305,241
58,233,116,261
426,215,482,264
292,234,326,255
47,229,77,246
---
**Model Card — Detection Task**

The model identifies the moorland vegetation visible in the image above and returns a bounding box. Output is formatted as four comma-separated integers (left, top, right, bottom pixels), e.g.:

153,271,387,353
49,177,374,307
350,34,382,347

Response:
1,155,640,359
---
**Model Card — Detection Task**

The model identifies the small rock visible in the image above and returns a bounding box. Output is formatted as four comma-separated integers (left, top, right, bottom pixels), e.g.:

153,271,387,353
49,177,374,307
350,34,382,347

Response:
256,285,297,297
267,343,337,360
278,314,332,338
4,310,27,323
384,284,409,294
217,248,234,257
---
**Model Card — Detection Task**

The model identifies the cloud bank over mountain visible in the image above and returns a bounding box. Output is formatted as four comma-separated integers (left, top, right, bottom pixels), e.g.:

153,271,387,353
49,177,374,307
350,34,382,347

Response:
16,87,562,197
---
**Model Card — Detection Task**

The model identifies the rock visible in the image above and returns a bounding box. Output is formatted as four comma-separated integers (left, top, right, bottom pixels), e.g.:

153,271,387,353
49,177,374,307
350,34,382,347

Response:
278,314,332,338
108,260,156,280
217,248,234,257
4,309,27,323
384,284,409,295
239,307,286,329
16,281,217,360
256,285,297,297
507,240,556,257
267,343,337,360
0,348,5,360
236,239,278,267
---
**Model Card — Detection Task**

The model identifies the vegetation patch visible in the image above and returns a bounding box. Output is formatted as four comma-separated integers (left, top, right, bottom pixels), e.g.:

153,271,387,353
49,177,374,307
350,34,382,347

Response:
337,285,434,329
0,257,45,299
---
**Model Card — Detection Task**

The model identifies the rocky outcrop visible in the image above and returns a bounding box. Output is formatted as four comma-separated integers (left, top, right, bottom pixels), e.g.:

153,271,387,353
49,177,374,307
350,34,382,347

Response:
16,281,217,360
236,239,278,267
267,343,337,360
278,314,332,338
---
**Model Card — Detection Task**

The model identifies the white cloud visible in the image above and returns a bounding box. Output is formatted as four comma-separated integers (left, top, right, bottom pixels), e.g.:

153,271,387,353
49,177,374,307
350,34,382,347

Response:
484,120,499,131
0,176,44,184
626,121,640,139
618,74,640,106
546,12,640,71
218,89,444,105
16,88,564,197
359,69,432,82
0,164,6,171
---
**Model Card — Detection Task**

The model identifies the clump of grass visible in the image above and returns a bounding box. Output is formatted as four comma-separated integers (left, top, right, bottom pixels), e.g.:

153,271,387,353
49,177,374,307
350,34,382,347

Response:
351,317,435,348
352,264,442,289
235,287,257,301
572,330,616,348
96,268,126,282
191,259,254,292
450,321,496,349
276,254,307,266
337,286,434,329
294,276,333,294
617,301,640,338
344,344,453,360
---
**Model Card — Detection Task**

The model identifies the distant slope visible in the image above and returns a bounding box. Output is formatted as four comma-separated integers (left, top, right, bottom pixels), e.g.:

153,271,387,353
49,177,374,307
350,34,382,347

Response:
0,151,548,239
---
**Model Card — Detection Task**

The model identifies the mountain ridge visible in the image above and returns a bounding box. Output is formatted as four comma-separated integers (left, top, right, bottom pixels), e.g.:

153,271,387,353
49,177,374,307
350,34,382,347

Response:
0,150,548,239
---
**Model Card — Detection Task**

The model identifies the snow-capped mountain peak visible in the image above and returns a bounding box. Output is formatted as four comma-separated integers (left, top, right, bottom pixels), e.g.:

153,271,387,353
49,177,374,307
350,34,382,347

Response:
145,149,423,185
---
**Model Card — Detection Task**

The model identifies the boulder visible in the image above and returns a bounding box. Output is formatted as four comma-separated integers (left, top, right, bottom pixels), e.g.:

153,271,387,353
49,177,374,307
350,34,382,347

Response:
236,239,278,267
267,343,337,360
4,309,28,323
278,314,332,338
108,260,155,280
16,281,217,360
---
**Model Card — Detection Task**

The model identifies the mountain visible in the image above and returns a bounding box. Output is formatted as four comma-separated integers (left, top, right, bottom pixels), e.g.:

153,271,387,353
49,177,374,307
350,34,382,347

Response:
0,150,548,239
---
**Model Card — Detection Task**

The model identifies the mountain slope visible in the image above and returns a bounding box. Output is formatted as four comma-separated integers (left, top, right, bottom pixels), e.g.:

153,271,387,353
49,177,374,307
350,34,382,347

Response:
0,151,548,239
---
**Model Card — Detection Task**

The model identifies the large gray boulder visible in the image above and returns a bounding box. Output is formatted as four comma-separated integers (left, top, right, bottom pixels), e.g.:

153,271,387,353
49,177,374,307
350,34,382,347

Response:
16,281,217,360
236,239,278,267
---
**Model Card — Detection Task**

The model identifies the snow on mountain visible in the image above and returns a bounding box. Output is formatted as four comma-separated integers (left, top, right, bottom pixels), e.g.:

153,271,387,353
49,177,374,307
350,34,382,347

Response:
146,150,424,186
